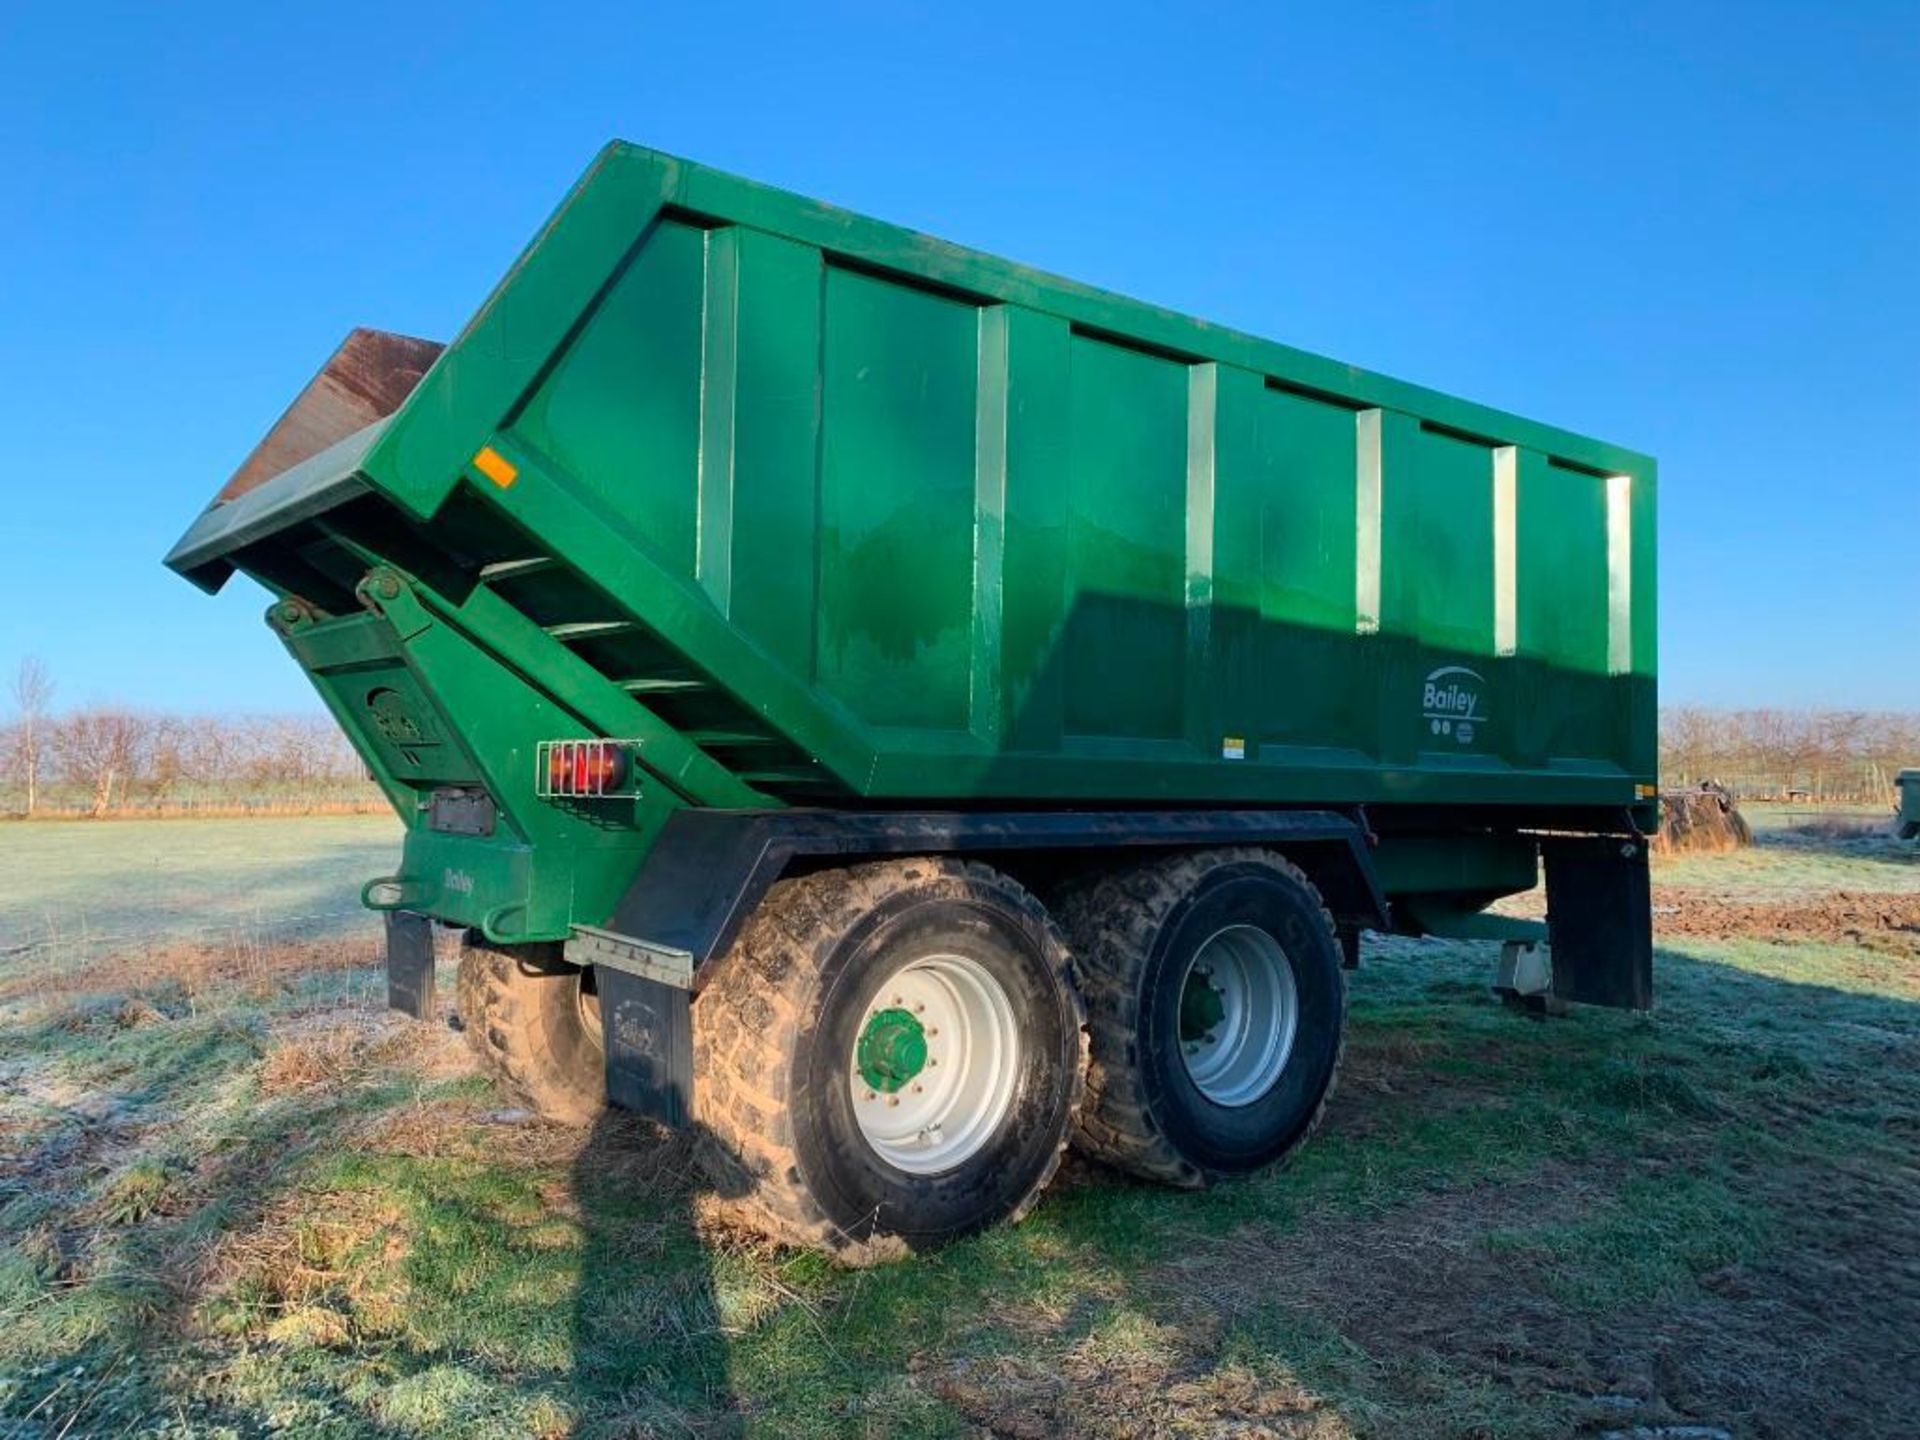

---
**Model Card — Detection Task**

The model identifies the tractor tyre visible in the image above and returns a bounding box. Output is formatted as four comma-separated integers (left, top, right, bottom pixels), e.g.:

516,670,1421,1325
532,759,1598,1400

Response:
1056,848,1346,1187
691,857,1086,1261
456,936,606,1127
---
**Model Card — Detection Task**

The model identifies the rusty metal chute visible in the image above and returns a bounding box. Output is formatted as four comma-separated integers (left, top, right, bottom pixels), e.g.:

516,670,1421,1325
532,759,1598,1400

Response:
217,328,443,503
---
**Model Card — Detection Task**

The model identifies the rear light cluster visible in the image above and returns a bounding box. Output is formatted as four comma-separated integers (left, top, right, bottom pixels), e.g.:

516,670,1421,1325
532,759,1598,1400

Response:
536,739,637,799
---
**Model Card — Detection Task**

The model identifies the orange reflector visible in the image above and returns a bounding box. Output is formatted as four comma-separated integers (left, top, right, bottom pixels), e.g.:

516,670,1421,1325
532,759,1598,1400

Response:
473,446,518,488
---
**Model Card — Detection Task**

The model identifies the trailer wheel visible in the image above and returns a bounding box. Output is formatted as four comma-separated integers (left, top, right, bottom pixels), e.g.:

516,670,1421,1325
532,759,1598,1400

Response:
1057,848,1345,1187
692,858,1086,1260
456,937,606,1127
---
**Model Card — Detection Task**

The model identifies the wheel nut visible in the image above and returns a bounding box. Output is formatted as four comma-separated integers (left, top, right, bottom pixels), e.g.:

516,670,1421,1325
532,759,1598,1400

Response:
887,1096,900,1107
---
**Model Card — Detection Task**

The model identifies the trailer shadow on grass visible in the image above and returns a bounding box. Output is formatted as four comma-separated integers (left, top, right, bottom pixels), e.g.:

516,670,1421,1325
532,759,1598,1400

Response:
535,930,1919,1440
564,1112,744,1433
2,929,1917,1438
0,941,757,1436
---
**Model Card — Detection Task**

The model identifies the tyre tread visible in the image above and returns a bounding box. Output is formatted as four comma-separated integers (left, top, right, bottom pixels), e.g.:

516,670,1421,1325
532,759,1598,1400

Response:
1055,847,1346,1188
693,857,1087,1262
455,938,604,1127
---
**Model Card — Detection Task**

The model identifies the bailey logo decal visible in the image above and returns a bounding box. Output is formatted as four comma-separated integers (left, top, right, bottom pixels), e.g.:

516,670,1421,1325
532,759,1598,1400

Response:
1422,666,1485,746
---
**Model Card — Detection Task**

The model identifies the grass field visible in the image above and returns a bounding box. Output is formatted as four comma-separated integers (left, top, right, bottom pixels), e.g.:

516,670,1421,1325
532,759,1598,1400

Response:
0,815,400,962
1,816,1916,1437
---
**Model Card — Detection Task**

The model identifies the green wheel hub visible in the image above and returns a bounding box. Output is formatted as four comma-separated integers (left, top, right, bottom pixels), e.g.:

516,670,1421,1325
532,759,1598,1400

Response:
856,1006,928,1093
1181,971,1226,1043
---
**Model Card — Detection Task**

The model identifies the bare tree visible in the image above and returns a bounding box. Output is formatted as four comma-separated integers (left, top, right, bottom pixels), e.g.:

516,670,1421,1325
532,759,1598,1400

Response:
1659,705,1920,804
1659,705,1721,785
9,657,53,815
51,708,151,816
144,713,191,805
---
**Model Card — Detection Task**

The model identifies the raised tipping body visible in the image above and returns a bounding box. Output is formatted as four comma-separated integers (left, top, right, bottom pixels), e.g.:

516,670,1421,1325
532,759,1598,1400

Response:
167,142,1657,1255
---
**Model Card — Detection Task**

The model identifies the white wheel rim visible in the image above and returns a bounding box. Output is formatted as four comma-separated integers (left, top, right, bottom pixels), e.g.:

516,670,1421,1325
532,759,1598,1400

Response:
849,953,1021,1175
1179,924,1298,1107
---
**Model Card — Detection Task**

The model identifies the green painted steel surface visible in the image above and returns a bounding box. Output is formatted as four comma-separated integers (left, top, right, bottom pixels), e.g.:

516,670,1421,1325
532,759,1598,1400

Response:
1899,771,1919,840
167,141,1658,936
856,1008,929,1094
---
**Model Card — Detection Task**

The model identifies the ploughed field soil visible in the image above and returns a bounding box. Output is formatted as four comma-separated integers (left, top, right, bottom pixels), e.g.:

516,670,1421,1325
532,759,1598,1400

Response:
1,810,1916,1438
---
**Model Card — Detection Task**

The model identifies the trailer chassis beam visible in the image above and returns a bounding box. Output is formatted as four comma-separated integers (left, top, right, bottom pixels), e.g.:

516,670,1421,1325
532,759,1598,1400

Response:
597,807,1387,984
570,807,1389,1127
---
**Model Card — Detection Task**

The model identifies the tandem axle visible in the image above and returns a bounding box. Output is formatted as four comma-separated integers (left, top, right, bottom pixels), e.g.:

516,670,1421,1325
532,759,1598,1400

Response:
383,807,1651,1142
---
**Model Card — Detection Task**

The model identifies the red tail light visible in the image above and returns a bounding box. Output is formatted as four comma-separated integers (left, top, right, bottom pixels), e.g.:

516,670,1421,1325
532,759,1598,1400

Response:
537,739,632,798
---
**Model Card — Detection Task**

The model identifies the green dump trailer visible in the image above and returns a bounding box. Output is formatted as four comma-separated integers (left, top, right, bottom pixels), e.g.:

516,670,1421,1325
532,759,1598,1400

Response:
1898,771,1920,840
167,142,1657,1256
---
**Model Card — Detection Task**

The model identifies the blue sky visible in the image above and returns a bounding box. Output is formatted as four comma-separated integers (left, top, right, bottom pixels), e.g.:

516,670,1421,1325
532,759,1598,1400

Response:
2,2,1914,714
